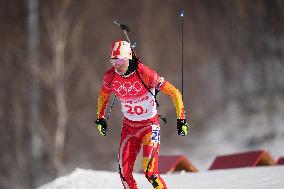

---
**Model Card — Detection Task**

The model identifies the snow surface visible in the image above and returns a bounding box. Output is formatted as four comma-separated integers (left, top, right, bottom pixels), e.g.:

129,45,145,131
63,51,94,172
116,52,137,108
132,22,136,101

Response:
39,166,284,189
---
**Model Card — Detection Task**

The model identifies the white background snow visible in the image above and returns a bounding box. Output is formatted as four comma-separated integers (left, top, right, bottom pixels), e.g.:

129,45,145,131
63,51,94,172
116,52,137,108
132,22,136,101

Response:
39,166,284,189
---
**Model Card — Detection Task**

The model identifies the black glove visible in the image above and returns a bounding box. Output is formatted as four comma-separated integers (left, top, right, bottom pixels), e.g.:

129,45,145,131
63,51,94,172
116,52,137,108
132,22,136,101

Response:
95,118,108,136
177,119,189,136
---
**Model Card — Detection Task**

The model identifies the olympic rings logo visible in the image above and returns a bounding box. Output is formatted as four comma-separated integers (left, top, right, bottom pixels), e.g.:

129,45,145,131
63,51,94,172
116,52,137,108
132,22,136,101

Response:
113,81,143,96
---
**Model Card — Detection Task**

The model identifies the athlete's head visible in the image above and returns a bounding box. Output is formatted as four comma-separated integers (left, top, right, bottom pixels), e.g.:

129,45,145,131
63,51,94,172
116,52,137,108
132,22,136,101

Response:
110,41,132,75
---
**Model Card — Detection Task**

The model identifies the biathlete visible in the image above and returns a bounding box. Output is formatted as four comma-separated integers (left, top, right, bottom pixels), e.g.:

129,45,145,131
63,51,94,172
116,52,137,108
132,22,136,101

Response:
95,40,189,189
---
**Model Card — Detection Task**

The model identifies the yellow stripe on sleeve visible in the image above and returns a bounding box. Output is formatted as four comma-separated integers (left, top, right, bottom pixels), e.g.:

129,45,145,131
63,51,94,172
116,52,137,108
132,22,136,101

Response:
97,90,110,119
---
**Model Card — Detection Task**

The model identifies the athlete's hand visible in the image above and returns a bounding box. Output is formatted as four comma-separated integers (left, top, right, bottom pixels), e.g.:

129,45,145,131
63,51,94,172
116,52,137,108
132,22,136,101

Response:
177,119,189,136
95,118,108,136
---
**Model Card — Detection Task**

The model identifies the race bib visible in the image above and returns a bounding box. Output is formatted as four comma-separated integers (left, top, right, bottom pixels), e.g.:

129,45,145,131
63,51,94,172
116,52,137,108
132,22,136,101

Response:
151,124,160,144
120,93,157,121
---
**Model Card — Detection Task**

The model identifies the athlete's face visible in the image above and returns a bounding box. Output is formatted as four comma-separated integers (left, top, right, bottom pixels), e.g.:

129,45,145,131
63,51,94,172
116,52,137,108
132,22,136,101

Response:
110,58,129,75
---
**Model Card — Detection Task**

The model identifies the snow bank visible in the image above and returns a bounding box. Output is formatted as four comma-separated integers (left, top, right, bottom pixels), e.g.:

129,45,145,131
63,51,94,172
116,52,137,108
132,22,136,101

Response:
39,166,284,189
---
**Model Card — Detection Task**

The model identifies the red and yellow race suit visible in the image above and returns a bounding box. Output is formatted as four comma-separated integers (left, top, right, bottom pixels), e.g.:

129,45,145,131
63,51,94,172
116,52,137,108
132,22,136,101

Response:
97,63,185,189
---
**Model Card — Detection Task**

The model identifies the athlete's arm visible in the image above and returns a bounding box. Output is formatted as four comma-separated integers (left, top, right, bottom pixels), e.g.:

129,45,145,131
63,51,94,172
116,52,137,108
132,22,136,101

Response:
97,68,114,119
138,63,185,119
97,90,110,119
160,81,185,119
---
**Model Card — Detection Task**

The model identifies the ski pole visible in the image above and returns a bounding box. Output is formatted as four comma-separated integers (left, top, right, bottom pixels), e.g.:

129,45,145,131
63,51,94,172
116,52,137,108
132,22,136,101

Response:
179,10,184,100
105,95,116,122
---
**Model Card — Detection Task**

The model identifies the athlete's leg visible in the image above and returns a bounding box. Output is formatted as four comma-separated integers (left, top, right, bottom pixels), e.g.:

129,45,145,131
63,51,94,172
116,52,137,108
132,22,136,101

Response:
142,124,167,189
118,126,142,189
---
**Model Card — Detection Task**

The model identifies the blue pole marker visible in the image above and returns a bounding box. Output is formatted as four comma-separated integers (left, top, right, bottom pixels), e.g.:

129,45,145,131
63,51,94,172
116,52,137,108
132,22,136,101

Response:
179,10,184,17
